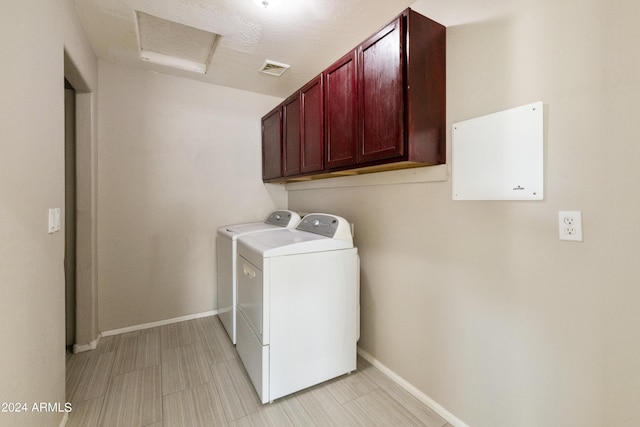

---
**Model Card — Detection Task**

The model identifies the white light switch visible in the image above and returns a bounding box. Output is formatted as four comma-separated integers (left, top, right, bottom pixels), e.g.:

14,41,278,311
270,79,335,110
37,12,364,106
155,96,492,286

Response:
48,209,56,234
54,208,61,232
48,208,62,234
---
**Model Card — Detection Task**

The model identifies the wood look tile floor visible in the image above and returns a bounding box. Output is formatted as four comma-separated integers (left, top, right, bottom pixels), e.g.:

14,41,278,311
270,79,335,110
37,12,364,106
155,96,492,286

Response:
66,316,452,427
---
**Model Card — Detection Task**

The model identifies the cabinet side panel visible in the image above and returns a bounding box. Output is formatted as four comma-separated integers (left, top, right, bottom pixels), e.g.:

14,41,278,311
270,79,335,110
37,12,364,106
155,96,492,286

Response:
406,9,446,164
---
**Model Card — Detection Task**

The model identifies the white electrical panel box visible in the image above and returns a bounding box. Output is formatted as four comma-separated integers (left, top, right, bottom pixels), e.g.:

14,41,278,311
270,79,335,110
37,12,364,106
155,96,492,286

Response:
452,101,544,200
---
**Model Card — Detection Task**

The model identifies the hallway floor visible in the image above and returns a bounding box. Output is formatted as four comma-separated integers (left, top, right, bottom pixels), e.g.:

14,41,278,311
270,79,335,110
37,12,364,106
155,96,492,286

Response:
65,315,451,426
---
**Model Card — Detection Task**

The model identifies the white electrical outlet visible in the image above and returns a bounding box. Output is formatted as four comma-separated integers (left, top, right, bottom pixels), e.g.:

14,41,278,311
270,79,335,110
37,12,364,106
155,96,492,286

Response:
559,211,583,242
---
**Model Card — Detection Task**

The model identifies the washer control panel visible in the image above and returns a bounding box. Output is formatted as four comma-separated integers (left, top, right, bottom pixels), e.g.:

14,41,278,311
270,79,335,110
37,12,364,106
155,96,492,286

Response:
264,210,300,227
296,214,352,242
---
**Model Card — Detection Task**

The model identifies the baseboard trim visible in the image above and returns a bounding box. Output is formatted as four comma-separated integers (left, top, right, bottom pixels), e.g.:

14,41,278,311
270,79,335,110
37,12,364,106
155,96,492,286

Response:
357,347,469,427
100,310,219,337
73,336,101,354
58,412,69,427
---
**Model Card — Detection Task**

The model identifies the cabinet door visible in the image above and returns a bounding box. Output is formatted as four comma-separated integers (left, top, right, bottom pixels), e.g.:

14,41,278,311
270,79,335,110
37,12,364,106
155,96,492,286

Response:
262,106,282,181
300,75,324,174
324,51,358,169
282,93,301,177
359,17,405,163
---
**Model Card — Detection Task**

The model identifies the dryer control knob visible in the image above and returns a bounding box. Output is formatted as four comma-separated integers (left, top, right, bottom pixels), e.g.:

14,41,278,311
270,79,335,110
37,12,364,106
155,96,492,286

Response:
312,219,320,226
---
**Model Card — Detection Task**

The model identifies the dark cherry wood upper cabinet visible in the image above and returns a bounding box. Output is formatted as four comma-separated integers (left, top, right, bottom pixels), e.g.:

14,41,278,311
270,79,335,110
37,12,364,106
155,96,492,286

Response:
405,9,446,165
282,75,324,178
357,9,445,167
324,51,358,169
261,105,282,181
261,8,445,182
358,16,405,164
300,75,324,174
282,93,301,177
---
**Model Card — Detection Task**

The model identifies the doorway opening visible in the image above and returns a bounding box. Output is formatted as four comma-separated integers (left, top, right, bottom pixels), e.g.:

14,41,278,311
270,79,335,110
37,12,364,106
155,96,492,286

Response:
64,78,77,350
64,50,99,355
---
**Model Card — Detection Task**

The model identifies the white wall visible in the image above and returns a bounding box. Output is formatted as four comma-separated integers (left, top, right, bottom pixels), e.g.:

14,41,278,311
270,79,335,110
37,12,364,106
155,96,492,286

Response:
0,1,97,426
97,62,286,331
288,0,640,425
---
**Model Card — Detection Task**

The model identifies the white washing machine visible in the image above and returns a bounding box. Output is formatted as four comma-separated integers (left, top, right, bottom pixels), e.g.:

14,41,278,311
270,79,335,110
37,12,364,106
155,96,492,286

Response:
216,210,301,344
235,213,359,404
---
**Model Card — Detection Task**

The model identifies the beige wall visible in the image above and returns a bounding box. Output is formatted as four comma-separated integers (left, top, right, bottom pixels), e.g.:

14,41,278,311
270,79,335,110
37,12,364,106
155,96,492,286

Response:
97,62,286,331
0,0,97,426
2,0,637,425
288,0,640,425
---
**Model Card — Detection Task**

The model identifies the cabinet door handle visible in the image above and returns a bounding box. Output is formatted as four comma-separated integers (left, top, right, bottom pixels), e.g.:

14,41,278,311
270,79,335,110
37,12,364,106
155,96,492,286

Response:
242,264,256,279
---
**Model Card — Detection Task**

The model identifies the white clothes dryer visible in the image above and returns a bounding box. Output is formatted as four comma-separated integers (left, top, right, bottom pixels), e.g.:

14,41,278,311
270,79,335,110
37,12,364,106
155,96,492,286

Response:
235,213,359,403
216,210,301,344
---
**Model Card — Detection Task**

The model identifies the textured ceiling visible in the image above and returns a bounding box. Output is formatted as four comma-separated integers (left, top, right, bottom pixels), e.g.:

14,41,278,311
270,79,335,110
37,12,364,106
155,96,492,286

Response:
136,11,219,73
72,0,513,98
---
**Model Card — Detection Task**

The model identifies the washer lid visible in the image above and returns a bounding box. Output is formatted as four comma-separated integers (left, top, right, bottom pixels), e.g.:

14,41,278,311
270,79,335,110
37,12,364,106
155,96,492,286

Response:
217,210,301,239
218,222,280,239
238,228,353,258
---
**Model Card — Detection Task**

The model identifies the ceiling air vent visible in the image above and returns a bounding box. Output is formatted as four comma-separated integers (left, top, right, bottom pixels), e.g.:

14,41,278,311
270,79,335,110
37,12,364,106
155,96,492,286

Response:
259,60,290,77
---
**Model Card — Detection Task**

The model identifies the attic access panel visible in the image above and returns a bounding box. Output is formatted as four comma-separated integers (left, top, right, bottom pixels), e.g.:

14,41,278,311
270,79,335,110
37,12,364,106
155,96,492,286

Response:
135,11,219,74
452,102,544,201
